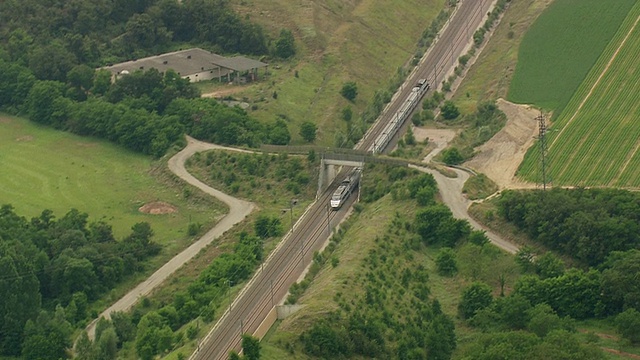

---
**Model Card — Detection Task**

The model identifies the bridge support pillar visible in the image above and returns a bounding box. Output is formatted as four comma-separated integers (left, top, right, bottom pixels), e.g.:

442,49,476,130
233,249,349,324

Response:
317,158,338,198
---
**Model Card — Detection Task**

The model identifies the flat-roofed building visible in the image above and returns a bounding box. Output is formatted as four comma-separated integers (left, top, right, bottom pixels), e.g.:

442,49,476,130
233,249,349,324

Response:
103,48,268,83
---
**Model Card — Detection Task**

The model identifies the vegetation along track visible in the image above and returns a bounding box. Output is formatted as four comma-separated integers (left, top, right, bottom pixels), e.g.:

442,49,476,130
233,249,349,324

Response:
192,174,353,360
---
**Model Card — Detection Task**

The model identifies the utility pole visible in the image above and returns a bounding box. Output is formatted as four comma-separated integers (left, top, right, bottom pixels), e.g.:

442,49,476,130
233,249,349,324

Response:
290,199,297,232
270,279,275,307
226,280,233,313
536,112,549,190
326,204,331,235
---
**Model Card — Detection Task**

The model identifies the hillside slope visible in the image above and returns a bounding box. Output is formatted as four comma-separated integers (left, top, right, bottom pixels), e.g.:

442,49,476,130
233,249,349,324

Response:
228,0,446,145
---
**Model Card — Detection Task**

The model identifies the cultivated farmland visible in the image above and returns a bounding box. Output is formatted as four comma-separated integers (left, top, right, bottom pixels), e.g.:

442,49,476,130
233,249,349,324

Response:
518,2,640,188
507,0,635,113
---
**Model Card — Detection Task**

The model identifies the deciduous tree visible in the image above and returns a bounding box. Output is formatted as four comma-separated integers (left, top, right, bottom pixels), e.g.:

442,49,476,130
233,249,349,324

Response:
299,121,317,143
340,82,358,102
459,282,493,320
274,29,295,59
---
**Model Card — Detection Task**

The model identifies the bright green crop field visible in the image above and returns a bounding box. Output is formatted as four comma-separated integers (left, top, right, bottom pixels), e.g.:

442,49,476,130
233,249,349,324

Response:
507,0,636,113
518,3,640,188
0,115,225,249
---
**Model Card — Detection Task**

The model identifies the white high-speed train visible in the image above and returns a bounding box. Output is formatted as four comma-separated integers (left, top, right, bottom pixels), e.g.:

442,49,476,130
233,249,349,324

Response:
330,168,362,209
369,79,429,154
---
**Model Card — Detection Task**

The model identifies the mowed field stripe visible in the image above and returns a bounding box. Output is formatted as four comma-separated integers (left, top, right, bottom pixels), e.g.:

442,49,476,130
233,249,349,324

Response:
518,3,640,186
549,11,640,150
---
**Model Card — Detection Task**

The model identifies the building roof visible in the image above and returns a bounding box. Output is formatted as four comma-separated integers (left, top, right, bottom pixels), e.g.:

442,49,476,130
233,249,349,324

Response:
103,48,227,76
213,56,268,72
103,48,269,80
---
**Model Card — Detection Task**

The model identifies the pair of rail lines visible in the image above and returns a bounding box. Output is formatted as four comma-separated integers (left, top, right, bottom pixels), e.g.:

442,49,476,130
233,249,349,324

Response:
194,0,498,358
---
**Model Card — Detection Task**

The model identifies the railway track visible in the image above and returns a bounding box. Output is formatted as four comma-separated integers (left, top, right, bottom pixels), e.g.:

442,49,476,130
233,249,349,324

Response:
192,182,356,359
358,0,493,153
193,0,496,358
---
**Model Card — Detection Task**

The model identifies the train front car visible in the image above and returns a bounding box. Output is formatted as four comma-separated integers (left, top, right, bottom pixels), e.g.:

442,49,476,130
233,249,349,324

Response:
330,183,349,209
330,168,362,210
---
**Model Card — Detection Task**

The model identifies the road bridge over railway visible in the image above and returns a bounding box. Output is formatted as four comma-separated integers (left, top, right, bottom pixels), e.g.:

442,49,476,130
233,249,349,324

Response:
193,0,500,358
260,144,410,196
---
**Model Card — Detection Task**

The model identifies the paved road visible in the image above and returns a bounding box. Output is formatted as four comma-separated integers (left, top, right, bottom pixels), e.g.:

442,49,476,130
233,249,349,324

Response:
85,137,255,339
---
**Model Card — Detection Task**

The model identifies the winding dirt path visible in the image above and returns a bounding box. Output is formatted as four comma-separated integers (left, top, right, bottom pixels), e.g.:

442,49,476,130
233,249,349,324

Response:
409,164,519,254
86,137,254,339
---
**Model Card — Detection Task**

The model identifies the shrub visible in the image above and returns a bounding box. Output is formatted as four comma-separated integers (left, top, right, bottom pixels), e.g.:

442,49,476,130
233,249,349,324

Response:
436,248,458,276
187,223,201,236
340,82,358,102
459,282,493,319
616,308,640,344
441,147,464,165
440,101,460,120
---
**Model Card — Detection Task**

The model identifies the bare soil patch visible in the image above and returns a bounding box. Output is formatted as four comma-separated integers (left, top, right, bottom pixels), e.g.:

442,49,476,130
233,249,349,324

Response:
138,201,178,215
16,135,34,142
602,348,640,360
201,86,246,99
413,127,457,163
464,98,540,189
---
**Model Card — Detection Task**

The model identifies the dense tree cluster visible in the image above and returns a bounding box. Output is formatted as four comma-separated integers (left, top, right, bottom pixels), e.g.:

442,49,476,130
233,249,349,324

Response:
459,329,603,360
0,0,295,158
499,188,640,266
0,0,269,73
459,285,603,359
0,205,158,357
479,248,640,320
0,58,291,156
117,230,265,359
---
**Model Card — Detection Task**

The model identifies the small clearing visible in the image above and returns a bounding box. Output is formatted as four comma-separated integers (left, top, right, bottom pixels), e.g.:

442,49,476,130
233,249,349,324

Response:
413,127,457,163
138,201,178,215
464,98,539,189
15,135,33,142
201,85,246,99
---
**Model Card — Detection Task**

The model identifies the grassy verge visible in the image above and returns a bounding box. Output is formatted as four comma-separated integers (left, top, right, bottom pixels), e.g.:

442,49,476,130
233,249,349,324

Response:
462,173,499,200
506,0,636,112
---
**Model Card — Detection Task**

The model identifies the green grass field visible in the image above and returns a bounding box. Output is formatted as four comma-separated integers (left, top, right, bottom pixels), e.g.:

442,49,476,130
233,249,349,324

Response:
0,115,224,248
507,0,636,113
518,3,640,187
